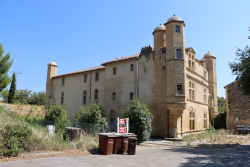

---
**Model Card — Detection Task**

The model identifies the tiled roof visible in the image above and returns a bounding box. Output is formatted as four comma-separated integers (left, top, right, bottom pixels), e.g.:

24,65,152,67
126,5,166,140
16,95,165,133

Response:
53,66,105,78
101,54,139,66
52,53,139,78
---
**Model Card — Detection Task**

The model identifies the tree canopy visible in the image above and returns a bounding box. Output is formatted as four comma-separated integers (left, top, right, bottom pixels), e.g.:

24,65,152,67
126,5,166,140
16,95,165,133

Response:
218,96,226,113
0,43,13,92
229,28,250,96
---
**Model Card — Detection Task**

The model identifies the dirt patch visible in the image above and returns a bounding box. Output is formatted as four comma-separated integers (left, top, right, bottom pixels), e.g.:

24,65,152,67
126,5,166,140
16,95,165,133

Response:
0,149,91,163
0,103,45,116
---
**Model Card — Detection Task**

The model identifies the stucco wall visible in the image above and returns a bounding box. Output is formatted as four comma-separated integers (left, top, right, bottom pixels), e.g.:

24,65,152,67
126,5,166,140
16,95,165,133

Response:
52,69,105,119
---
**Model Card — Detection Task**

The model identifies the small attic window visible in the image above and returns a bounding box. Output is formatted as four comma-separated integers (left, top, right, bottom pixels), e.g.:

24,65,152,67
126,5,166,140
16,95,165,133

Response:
176,25,180,33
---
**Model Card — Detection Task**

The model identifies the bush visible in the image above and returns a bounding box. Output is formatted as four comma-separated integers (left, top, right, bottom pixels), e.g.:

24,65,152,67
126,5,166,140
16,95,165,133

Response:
121,98,153,144
45,103,70,133
0,124,34,157
73,103,108,131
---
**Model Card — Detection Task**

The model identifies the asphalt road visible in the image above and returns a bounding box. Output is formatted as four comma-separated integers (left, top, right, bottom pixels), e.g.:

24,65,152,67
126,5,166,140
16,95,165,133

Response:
1,143,250,167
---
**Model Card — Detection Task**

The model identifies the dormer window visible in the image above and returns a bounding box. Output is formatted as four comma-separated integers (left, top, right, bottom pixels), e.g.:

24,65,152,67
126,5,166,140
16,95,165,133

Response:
175,25,180,33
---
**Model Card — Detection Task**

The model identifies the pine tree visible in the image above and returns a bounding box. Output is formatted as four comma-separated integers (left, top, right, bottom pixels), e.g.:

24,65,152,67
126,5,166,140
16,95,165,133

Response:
8,73,16,103
0,43,13,92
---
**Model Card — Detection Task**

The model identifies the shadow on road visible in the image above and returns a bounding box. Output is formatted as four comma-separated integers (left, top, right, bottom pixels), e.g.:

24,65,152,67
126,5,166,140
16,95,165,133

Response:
164,144,250,166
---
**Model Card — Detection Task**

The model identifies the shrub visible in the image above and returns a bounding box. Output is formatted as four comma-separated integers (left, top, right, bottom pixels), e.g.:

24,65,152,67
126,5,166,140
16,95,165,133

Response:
121,98,153,144
45,103,70,133
0,124,34,157
73,103,108,131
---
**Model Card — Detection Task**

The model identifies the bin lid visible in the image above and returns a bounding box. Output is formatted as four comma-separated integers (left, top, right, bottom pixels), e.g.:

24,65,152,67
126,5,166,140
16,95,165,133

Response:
98,133,137,137
119,133,137,137
65,127,82,130
98,133,117,137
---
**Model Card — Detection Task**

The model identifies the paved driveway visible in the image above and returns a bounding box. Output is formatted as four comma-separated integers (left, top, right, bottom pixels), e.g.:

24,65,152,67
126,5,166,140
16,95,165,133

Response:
1,143,250,167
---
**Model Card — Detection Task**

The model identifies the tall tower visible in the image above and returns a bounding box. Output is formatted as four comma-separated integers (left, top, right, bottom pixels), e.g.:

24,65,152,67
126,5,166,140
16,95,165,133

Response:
203,52,218,120
45,61,57,109
165,15,186,105
165,15,186,138
152,24,166,52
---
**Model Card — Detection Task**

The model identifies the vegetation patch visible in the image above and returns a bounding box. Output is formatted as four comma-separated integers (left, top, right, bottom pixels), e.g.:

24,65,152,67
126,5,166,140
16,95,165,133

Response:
121,98,153,144
183,126,249,146
0,104,99,159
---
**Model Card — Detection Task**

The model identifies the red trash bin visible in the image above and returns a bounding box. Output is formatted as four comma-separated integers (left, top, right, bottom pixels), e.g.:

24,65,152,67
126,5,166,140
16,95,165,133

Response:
99,133,116,155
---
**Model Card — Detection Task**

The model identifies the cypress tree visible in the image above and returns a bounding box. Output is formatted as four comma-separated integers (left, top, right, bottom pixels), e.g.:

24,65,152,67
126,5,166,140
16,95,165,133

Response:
8,73,16,103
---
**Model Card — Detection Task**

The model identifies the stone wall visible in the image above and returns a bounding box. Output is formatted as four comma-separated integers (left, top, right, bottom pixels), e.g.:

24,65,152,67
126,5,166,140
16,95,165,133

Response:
225,80,250,131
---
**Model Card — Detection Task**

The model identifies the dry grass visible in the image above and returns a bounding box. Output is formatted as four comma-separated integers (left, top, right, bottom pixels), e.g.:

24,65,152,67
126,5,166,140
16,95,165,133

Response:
0,102,45,116
183,128,250,145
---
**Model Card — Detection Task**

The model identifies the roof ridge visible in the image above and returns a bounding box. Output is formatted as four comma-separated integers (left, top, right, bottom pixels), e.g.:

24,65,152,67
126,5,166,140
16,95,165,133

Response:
53,66,105,78
101,54,139,66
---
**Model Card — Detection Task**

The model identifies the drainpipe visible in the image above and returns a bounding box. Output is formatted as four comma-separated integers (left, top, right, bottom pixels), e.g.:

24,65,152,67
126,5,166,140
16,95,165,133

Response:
89,72,92,103
168,109,170,138
181,115,183,137
136,58,139,97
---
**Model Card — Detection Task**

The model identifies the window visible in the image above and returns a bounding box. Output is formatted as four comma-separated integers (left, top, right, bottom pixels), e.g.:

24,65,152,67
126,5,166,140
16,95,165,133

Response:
175,25,180,33
176,49,181,59
204,113,207,129
61,92,64,104
130,64,134,71
112,92,116,101
235,117,239,122
189,81,195,100
203,70,207,78
130,92,133,100
188,54,195,71
110,118,115,132
95,73,99,81
94,89,98,102
62,78,65,85
190,111,195,130
83,91,86,105
84,74,87,83
204,88,207,103
113,67,117,75
177,85,182,94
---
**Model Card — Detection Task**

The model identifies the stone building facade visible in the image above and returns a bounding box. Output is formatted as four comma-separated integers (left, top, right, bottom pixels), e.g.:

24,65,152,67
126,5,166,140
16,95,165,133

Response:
45,16,218,138
224,80,250,131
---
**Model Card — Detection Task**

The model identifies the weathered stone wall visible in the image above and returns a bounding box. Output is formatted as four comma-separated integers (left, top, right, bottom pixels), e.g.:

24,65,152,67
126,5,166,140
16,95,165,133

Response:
226,80,250,131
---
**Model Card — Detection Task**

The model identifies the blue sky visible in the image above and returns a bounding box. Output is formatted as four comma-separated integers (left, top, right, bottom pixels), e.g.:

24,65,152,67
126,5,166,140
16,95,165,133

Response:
0,0,249,98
